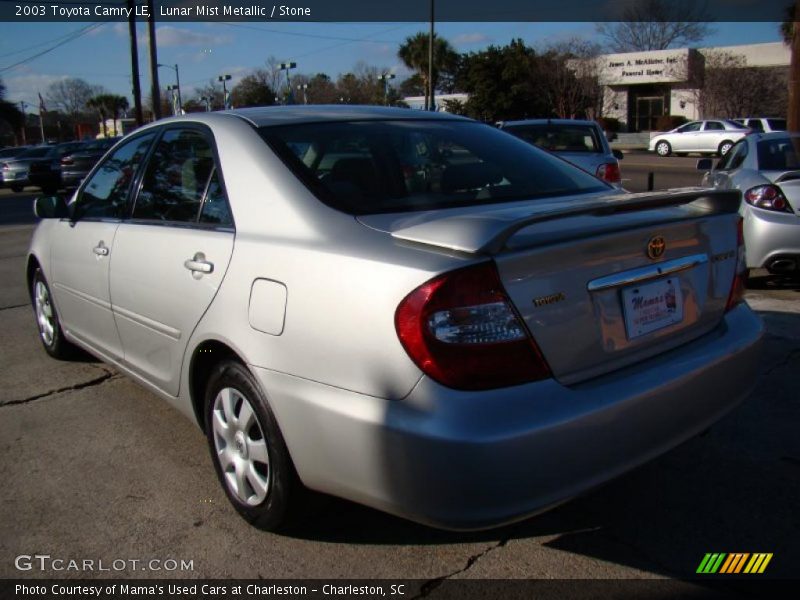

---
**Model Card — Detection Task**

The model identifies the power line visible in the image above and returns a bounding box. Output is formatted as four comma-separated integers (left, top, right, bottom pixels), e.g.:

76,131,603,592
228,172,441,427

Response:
0,22,107,74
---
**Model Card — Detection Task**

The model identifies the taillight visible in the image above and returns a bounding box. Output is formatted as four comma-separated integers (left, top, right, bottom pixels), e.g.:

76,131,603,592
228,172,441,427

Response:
61,157,73,166
596,162,621,184
726,218,746,312
744,185,792,212
395,262,551,390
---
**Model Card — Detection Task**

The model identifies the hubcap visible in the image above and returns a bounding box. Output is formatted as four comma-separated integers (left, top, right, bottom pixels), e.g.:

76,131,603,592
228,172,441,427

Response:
211,387,270,506
34,280,55,346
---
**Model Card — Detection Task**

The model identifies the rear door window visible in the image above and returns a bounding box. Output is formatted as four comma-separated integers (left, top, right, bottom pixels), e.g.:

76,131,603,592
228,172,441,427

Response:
704,121,725,131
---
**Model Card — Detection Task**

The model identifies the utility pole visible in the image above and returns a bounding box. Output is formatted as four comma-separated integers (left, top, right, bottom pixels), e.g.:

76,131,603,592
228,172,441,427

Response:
280,62,297,103
126,0,143,126
789,0,800,130
158,63,182,114
378,73,396,105
18,101,27,145
147,0,160,120
428,0,435,111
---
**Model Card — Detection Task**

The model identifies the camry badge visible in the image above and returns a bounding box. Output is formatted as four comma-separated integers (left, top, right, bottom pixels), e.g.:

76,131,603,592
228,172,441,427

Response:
647,236,666,260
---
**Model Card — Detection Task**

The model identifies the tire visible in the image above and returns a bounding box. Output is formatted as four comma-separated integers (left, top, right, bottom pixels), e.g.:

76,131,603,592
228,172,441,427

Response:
655,141,671,157
718,140,734,156
204,360,303,531
31,268,75,359
11,184,24,193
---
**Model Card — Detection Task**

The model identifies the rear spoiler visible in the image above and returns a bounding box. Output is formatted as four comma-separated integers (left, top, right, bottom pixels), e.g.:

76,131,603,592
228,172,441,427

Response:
390,188,741,255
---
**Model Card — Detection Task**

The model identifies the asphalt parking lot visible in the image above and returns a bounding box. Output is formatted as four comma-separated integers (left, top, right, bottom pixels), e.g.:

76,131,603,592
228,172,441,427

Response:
1,164,798,588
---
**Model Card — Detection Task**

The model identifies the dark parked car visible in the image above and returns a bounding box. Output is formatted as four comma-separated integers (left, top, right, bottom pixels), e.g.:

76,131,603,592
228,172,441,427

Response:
60,138,119,189
27,141,88,193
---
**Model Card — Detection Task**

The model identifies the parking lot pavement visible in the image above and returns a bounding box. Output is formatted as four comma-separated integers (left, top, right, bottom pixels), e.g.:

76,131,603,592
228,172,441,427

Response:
1,224,799,583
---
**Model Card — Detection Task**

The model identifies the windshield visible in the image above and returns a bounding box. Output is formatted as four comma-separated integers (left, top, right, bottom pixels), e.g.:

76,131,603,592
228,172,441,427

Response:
757,137,800,171
260,120,608,215
504,123,603,153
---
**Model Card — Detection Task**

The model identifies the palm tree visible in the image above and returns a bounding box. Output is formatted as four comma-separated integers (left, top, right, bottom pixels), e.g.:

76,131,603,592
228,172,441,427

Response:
87,94,111,137
397,32,458,110
109,95,129,136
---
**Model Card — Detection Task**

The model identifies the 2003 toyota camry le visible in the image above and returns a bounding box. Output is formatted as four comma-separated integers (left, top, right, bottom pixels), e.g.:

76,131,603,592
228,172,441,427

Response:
27,107,763,531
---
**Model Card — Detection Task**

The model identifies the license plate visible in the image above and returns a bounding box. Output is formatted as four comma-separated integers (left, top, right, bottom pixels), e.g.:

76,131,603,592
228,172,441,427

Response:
621,277,683,340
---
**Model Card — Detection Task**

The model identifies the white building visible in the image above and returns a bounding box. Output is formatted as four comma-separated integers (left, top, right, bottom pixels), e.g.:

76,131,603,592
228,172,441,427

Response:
597,42,789,132
403,93,469,112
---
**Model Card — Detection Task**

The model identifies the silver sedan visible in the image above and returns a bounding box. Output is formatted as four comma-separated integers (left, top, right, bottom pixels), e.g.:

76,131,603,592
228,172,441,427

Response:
649,119,749,157
27,106,762,531
698,132,800,276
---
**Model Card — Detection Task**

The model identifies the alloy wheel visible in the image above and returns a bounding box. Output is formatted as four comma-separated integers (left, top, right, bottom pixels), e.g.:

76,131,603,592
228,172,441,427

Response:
34,280,55,346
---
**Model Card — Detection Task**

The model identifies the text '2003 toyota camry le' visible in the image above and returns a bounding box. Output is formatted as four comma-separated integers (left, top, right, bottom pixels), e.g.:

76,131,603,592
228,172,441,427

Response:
27,106,763,531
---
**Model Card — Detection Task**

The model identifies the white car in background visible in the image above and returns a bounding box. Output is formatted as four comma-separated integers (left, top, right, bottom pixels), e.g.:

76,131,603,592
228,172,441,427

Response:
649,120,750,157
733,118,787,134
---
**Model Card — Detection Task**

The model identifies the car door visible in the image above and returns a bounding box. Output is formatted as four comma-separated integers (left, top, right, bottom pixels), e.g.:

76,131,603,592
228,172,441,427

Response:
704,139,748,190
701,121,727,152
49,132,156,361
109,125,235,396
673,121,703,151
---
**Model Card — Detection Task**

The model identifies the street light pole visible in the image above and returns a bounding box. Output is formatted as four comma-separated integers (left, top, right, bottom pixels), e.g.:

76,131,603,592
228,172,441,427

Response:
218,74,232,110
158,63,182,114
279,62,297,103
296,83,308,104
428,0,435,111
378,73,396,105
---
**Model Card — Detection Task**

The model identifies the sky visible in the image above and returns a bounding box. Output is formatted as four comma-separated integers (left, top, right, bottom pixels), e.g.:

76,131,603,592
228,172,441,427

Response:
0,20,785,110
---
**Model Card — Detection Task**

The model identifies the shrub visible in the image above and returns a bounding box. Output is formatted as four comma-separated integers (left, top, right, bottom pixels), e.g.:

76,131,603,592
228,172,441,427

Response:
597,116,621,133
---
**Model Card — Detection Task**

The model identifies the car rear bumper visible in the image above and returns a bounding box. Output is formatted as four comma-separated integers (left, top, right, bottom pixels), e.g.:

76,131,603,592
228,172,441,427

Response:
744,206,800,269
253,302,763,530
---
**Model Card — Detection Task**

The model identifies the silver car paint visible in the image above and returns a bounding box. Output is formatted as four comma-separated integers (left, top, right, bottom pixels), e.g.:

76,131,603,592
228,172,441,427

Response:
700,132,800,269
649,120,748,155
27,107,764,529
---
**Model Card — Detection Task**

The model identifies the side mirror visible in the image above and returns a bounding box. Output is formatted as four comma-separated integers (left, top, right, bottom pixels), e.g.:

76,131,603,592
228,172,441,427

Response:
612,149,624,160
33,195,69,219
696,158,714,171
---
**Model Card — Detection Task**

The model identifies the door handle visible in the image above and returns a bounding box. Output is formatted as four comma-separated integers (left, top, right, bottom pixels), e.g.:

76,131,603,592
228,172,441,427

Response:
93,241,109,256
184,252,214,275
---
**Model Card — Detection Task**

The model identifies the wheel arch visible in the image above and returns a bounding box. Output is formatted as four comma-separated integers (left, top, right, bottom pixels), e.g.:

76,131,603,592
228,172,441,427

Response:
188,338,246,433
26,254,42,301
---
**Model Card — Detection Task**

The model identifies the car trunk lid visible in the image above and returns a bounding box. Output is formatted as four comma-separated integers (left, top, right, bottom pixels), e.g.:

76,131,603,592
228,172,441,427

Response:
360,188,742,384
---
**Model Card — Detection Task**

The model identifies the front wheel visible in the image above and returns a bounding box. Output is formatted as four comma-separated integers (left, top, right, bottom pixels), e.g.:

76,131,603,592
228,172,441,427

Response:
655,141,671,157
718,140,734,156
32,268,75,358
204,360,303,531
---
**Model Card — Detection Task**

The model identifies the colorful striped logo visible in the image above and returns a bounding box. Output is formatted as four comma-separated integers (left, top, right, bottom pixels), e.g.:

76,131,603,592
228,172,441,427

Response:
696,553,773,574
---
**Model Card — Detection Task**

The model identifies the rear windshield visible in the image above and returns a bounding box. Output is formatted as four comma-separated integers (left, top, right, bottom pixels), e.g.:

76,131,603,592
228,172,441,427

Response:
17,147,53,159
83,139,115,152
504,123,602,153
260,120,608,215
757,137,800,171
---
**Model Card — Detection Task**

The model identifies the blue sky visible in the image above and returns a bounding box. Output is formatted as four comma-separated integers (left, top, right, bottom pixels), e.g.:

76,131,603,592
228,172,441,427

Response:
0,20,784,108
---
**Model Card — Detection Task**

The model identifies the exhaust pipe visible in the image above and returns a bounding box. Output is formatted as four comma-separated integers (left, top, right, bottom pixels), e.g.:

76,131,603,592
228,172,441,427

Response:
768,259,797,273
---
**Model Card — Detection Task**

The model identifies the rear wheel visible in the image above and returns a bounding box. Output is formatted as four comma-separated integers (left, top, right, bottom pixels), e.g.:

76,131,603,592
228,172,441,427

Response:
204,360,303,531
718,140,734,156
10,184,24,193
32,268,75,359
655,141,671,157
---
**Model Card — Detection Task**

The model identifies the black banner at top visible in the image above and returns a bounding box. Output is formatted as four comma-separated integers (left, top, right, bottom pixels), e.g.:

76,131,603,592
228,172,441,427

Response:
0,0,792,22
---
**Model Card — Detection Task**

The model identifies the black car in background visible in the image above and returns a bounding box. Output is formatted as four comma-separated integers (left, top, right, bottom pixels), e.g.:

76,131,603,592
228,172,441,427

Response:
27,141,87,193
60,137,119,189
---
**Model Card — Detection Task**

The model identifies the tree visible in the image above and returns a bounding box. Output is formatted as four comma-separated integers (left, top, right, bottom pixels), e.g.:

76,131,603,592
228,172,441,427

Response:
698,51,788,119
231,73,276,107
195,80,225,111
542,39,603,119
46,77,102,120
306,73,339,104
456,39,553,122
86,95,112,138
0,78,25,144
596,0,714,52
397,32,459,110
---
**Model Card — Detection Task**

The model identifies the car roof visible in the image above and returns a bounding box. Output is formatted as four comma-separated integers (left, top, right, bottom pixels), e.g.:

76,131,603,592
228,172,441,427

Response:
500,119,598,128
158,105,470,128
750,131,800,141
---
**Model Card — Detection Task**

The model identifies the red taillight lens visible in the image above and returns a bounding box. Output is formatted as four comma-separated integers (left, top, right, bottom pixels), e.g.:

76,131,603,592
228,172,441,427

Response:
744,185,791,212
726,218,746,312
61,157,73,165
395,262,551,390
596,162,621,184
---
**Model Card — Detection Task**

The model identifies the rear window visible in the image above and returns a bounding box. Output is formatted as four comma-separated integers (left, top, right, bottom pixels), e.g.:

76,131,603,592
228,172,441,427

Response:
260,120,608,215
757,137,800,171
504,123,602,153
767,119,787,131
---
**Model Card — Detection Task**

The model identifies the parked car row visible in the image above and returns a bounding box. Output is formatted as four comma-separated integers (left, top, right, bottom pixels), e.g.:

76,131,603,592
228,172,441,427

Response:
1,138,118,193
27,106,761,531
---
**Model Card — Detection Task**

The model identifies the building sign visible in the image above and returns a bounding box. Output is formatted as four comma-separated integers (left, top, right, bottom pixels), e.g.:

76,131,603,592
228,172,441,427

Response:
599,49,691,85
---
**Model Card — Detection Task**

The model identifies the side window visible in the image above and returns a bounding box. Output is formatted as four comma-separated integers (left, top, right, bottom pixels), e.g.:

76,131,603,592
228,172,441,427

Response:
73,133,155,220
704,121,725,131
748,120,764,132
678,122,702,133
199,169,233,226
717,141,748,170
133,128,215,223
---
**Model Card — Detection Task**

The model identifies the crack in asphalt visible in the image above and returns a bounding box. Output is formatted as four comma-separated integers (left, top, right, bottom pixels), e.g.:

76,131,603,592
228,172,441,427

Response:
0,370,119,407
761,348,800,378
0,303,29,311
412,539,508,598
